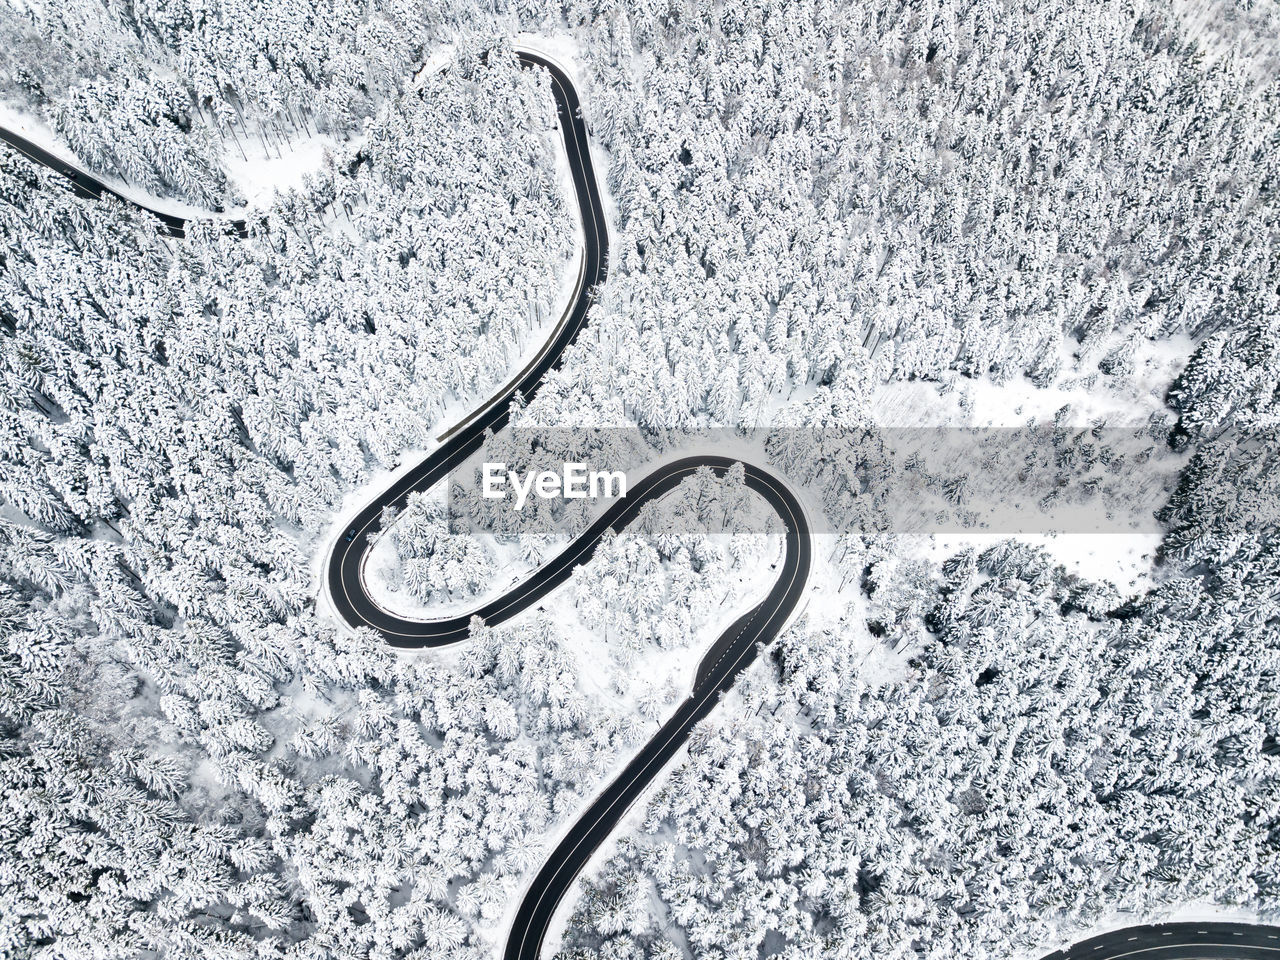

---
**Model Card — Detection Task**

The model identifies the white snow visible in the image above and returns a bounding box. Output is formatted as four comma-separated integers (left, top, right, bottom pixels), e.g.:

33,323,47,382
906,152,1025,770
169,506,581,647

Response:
871,334,1193,589
313,443,439,628
427,43,585,441
514,35,590,91
429,240,582,441
220,132,342,208
362,481,782,702
363,518,553,619
515,35,621,266
471,517,784,954
412,43,456,88
920,532,1164,594
877,334,1191,430
1172,0,1280,87
0,99,348,216
971,335,1191,428
531,739,690,960
557,528,784,714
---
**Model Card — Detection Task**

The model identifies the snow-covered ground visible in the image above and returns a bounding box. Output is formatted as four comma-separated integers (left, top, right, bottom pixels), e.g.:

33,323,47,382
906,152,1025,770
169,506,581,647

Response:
479,521,785,956
0,99,348,215
363,519,551,619
428,46,586,441
1173,0,1280,86
869,333,1191,589
515,34,621,264
413,43,456,87
429,238,582,440
220,132,342,208
363,482,782,699
563,529,783,712
921,532,1164,594
531,736,690,960
876,334,1192,430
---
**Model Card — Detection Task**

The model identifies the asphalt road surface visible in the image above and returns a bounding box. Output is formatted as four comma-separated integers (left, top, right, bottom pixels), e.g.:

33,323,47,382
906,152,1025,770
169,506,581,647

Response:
318,53,815,958
500,457,809,960
0,125,246,238
1043,922,1280,959
323,50,611,648
8,48,1269,960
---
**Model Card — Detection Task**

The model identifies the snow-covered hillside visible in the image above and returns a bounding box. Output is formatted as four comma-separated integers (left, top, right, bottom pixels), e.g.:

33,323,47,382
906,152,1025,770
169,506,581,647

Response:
1,1,1279,959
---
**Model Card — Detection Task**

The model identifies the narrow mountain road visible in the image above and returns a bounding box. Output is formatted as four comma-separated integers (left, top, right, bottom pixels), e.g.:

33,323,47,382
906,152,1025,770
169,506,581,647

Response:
318,52,817,959
324,50,611,647
8,47,1274,960
0,126,246,238
1044,922,1280,959
498,457,809,960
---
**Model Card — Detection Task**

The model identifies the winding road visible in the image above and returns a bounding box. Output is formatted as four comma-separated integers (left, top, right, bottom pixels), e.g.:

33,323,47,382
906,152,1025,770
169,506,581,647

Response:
1041,922,1280,959
318,52,817,959
0,126,246,238
7,45,1279,960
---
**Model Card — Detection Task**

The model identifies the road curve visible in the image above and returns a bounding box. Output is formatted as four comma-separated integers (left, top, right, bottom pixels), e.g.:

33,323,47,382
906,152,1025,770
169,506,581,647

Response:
318,52,816,958
324,50,610,648
502,458,808,960
0,126,247,238
1044,922,1280,959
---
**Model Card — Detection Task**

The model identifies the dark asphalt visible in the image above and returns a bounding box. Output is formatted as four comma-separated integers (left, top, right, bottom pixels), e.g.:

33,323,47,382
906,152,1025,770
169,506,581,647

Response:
322,53,816,959
502,457,809,960
0,126,246,238
1044,922,1280,959
325,50,611,649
